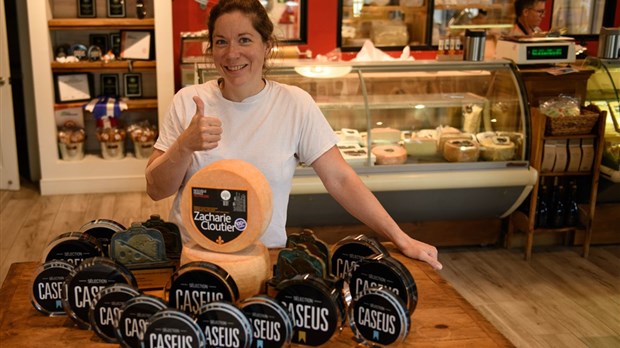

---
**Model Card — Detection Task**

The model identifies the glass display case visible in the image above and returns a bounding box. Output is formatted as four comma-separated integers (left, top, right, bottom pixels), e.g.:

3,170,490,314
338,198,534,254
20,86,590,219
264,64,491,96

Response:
337,0,515,50
584,57,620,185
197,59,537,225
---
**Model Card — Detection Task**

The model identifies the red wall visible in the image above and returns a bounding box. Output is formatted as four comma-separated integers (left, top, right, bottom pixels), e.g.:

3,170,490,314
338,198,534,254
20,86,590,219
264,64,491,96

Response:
171,0,619,89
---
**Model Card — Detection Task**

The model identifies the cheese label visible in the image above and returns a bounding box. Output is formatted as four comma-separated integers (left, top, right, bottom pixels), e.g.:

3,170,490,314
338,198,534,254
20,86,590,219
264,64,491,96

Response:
167,263,238,316
62,257,137,329
191,187,248,245
144,309,206,348
31,260,74,316
240,295,294,348
89,283,140,343
349,287,410,345
276,278,344,346
115,295,167,347
195,302,253,348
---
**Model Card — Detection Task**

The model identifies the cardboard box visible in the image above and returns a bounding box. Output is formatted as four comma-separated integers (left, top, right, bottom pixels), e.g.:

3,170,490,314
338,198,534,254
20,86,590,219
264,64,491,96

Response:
579,139,595,172
566,139,582,172
541,140,556,172
552,140,568,172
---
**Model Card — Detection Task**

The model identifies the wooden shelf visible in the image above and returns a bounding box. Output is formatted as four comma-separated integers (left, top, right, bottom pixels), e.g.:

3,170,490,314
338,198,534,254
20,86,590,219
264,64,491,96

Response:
48,18,154,30
51,60,156,73
507,107,606,261
539,171,593,177
54,98,158,111
543,134,597,141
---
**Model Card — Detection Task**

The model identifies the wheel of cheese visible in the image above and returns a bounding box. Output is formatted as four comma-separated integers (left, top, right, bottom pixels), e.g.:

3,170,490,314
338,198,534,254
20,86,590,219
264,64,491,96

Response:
443,139,480,162
180,241,272,300
181,159,273,253
372,144,407,165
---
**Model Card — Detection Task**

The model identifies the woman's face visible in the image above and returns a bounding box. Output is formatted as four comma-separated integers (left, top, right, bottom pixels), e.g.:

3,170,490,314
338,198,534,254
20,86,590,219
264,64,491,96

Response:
212,11,269,96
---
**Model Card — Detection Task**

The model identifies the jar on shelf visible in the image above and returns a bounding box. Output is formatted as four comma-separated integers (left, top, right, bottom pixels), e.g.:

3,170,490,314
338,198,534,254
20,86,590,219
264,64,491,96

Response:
57,127,85,161
96,127,126,160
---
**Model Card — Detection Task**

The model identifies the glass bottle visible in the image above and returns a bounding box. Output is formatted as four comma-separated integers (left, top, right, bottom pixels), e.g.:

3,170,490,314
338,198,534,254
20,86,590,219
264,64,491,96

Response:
549,177,566,228
565,180,580,227
535,182,549,228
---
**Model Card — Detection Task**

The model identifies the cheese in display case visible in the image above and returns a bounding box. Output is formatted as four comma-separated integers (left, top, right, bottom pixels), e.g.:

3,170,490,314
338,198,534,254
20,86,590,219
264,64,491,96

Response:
197,60,537,223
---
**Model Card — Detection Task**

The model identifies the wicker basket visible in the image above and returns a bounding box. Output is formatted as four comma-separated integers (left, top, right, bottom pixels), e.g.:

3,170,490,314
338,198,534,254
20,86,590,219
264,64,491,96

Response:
545,109,599,136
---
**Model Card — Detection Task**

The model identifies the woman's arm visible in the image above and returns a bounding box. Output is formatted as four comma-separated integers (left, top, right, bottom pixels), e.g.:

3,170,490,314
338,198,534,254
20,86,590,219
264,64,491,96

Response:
145,96,222,200
311,146,443,270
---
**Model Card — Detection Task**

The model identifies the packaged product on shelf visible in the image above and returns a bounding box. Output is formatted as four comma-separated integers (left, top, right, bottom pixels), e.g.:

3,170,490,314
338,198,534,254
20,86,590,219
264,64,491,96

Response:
127,121,158,159
579,139,595,171
57,126,85,161
96,127,126,160
552,140,568,172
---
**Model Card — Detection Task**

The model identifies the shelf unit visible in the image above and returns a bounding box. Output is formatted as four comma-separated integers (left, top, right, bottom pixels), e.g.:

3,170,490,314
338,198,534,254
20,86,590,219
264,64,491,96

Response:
507,108,606,260
26,0,174,195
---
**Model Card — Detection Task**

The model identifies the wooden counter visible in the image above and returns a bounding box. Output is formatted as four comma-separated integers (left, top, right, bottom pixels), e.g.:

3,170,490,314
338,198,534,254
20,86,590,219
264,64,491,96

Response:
0,246,513,347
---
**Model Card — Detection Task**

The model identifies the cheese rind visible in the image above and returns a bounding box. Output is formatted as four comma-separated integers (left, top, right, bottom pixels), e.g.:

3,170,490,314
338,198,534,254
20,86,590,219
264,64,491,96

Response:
182,159,273,253
180,241,271,300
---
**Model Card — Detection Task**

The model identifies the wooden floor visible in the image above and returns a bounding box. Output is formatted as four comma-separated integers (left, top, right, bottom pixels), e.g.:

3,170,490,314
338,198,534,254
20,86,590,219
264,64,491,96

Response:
1,181,619,348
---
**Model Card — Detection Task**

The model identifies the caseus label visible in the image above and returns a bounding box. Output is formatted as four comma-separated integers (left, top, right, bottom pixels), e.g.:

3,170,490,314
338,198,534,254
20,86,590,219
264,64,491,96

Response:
191,187,248,244
276,282,340,346
168,269,235,316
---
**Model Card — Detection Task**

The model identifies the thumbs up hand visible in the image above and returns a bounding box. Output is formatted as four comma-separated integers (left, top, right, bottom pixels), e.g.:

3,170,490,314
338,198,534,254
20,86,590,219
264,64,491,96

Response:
179,96,222,152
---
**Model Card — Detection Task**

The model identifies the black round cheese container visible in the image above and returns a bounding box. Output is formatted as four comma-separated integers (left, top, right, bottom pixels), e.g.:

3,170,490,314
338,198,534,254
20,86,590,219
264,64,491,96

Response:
348,286,410,346
89,283,141,343
31,260,74,316
79,219,126,257
43,231,104,266
348,254,418,314
62,256,137,329
195,301,253,348
115,294,168,348
141,308,206,348
165,261,239,316
239,295,293,348
275,274,346,346
330,234,389,279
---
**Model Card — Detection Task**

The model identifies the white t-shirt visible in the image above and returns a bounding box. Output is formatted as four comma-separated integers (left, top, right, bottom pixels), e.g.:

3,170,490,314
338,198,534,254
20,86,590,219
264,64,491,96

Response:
154,79,339,249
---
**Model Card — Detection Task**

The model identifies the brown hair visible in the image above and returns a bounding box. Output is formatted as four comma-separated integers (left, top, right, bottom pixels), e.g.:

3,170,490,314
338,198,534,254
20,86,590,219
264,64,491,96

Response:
514,0,546,18
206,0,278,72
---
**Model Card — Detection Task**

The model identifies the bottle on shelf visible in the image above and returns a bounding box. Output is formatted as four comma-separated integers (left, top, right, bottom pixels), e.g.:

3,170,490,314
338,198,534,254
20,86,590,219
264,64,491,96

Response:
549,177,566,228
564,180,580,227
535,179,549,228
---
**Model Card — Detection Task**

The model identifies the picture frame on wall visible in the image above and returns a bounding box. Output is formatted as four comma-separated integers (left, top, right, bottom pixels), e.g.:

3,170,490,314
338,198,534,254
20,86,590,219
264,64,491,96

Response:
123,73,142,98
54,73,93,103
89,34,109,53
77,0,97,18
119,30,152,60
100,74,119,97
107,0,126,18
109,33,121,57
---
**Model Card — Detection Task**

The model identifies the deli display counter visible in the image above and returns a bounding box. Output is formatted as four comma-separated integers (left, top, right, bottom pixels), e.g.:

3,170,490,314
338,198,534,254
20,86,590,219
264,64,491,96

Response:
584,57,620,185
197,59,538,226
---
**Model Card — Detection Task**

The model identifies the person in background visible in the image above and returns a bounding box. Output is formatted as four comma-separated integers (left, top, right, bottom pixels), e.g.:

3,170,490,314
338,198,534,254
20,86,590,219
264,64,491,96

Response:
509,0,546,36
145,0,442,270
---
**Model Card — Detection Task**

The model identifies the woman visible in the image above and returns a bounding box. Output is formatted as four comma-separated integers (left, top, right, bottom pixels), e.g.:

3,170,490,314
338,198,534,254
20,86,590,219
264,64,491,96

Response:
146,0,442,270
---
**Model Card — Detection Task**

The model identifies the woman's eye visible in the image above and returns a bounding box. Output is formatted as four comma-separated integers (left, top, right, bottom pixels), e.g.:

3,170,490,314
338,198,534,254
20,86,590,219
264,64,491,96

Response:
215,39,227,46
239,37,252,44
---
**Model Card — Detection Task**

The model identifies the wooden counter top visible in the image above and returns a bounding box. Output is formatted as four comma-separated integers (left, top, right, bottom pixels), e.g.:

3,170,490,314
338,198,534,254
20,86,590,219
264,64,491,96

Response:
0,246,513,347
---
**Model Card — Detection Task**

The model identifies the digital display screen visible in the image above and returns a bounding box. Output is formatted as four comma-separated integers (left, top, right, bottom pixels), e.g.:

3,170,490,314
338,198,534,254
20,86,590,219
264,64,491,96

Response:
526,46,569,60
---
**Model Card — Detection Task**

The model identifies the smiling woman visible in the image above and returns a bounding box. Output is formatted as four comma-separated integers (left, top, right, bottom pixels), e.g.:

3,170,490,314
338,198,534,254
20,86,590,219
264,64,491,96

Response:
145,0,442,271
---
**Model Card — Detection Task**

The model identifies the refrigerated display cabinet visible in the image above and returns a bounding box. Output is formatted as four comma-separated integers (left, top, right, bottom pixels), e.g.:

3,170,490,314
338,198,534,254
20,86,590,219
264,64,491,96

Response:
198,59,538,226
584,57,620,186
